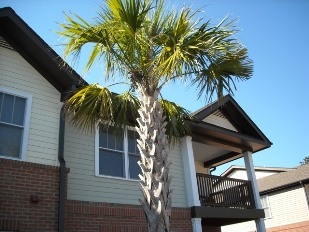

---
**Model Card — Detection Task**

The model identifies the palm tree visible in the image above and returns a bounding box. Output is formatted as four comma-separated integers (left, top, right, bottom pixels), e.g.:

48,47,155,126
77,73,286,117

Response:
57,0,253,231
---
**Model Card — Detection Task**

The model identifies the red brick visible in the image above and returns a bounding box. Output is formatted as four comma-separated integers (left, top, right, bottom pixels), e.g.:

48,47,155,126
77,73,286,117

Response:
267,220,309,232
1,158,192,232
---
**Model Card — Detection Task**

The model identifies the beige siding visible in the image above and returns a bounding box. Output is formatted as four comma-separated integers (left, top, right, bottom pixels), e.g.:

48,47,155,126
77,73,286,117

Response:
203,114,237,131
64,121,187,207
195,161,209,174
222,186,309,232
0,46,61,166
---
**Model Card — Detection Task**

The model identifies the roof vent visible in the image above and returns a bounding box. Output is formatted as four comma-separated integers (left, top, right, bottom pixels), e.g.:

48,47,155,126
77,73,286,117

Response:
213,110,225,118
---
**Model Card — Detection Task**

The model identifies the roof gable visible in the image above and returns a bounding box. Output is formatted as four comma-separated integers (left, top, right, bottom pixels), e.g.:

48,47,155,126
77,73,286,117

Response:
0,7,87,101
203,110,238,132
193,94,271,145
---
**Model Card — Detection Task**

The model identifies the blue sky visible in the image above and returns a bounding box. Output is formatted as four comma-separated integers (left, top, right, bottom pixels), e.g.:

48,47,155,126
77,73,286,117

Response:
1,0,308,174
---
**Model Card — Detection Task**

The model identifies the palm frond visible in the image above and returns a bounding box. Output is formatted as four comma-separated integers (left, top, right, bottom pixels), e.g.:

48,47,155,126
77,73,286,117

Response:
193,47,253,101
63,84,114,132
113,91,140,128
59,0,254,130
159,98,193,141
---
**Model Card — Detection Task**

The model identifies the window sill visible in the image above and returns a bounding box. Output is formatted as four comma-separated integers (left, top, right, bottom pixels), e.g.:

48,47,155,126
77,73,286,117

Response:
0,155,24,161
95,173,140,182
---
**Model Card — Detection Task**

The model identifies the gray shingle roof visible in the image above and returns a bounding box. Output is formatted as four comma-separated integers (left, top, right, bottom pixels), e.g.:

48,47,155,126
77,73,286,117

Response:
258,163,309,194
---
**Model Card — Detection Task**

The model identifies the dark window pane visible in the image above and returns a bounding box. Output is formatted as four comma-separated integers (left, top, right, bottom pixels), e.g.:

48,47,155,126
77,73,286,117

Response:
12,96,26,126
99,127,108,148
0,123,22,158
107,126,123,151
129,154,140,179
107,127,116,149
99,149,124,177
0,92,3,114
115,133,124,151
1,94,14,123
128,130,139,154
128,130,135,153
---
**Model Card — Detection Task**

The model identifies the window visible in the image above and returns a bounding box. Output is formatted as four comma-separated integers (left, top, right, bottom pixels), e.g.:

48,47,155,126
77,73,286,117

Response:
0,88,31,160
96,125,140,180
260,195,272,219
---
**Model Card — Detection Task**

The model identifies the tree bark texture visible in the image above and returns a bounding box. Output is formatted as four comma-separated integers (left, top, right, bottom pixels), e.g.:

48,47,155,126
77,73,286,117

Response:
136,87,172,232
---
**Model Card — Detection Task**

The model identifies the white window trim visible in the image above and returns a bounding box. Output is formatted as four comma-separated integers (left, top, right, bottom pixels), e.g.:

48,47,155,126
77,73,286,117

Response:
261,195,272,219
0,86,32,161
95,125,139,182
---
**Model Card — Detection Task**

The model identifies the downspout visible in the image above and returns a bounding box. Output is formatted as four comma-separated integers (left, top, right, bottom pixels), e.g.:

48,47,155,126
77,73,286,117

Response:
58,107,66,232
300,181,309,210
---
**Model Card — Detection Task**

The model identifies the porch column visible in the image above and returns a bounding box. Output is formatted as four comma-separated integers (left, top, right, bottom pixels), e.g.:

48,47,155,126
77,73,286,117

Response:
243,151,266,232
181,136,202,232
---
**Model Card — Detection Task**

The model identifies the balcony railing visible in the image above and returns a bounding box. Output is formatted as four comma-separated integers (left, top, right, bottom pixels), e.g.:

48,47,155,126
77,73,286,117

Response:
196,173,255,209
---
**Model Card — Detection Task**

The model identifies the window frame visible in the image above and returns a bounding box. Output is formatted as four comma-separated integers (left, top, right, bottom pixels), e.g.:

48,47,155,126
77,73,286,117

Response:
95,125,140,181
260,195,272,219
0,87,32,161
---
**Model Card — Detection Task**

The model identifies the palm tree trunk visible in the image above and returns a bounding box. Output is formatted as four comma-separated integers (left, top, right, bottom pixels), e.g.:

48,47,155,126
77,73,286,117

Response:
136,87,172,232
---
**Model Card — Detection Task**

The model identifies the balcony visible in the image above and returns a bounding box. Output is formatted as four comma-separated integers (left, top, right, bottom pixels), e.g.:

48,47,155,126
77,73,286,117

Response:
196,173,255,209
191,173,264,227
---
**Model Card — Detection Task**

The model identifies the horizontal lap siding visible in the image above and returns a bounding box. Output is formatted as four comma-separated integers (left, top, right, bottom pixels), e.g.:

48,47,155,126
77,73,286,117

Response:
264,186,309,228
64,121,188,207
221,186,309,232
0,47,61,166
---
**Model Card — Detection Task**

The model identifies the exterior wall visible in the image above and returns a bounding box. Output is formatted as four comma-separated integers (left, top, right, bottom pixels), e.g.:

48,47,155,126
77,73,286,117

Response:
0,46,62,166
264,186,309,229
64,120,188,207
66,200,192,232
221,185,309,232
195,160,209,174
0,158,63,232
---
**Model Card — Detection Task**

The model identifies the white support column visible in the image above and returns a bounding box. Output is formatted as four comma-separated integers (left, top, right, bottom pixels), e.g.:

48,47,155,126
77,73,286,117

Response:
243,151,266,232
181,136,202,232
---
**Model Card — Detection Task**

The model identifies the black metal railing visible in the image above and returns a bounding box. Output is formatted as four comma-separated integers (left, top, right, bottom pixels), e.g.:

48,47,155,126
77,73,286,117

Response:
196,173,255,209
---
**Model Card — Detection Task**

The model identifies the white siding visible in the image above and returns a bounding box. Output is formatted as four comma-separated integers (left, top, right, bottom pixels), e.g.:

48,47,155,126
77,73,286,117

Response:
0,46,62,166
264,186,309,228
64,121,188,206
222,185,309,232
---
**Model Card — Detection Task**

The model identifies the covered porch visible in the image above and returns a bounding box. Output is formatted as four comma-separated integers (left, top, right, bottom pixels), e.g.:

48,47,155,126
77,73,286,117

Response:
181,95,272,232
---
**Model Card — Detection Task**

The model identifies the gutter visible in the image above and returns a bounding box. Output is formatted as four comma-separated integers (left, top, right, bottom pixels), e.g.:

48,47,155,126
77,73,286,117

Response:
260,179,309,196
58,108,66,232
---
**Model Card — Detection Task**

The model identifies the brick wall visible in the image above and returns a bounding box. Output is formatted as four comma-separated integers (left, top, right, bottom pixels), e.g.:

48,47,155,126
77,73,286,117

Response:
0,158,62,232
1,158,193,232
267,220,309,232
66,200,192,232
